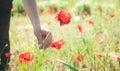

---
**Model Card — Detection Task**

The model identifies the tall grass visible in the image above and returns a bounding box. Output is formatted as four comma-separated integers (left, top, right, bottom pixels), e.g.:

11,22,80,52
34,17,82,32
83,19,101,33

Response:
10,0,120,71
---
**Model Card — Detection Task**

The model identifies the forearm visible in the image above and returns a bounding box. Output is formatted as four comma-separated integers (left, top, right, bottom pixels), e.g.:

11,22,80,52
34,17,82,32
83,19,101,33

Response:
22,0,41,30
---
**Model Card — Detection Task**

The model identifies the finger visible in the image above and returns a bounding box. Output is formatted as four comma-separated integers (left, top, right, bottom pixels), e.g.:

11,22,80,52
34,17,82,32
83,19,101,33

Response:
35,33,43,49
43,32,53,49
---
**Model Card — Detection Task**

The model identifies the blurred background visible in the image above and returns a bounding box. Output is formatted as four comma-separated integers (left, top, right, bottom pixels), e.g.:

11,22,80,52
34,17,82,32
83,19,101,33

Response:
10,0,120,71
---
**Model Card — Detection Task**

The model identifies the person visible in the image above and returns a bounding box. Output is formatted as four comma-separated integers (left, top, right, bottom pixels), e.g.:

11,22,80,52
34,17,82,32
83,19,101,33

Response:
0,0,52,70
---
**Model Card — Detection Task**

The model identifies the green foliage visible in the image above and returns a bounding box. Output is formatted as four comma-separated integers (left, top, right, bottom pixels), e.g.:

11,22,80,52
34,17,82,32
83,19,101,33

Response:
82,4,91,15
10,0,120,71
75,4,91,16
12,0,25,16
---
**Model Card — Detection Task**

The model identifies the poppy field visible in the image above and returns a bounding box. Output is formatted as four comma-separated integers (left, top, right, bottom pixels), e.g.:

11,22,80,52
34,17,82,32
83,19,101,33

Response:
9,0,120,71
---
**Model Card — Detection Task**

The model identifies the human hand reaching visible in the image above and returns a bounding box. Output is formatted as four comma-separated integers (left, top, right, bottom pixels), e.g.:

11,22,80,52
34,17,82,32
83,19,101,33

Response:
22,0,53,49
34,26,53,49
41,27,53,49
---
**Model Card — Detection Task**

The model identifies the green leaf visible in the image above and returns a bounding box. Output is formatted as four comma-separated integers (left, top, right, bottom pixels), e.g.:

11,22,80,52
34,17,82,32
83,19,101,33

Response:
51,64,56,71
57,59,79,71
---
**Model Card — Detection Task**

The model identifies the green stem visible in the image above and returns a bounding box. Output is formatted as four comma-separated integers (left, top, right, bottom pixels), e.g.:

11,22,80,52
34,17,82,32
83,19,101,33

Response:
27,64,31,71
119,62,120,71
0,44,8,56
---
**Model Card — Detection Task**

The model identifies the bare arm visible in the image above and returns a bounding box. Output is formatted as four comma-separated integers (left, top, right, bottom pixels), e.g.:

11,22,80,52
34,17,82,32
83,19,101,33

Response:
22,0,53,49
22,0,43,47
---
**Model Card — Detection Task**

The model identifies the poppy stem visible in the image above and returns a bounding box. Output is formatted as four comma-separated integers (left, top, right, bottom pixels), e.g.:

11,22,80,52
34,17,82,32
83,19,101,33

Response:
27,64,32,71
119,62,120,71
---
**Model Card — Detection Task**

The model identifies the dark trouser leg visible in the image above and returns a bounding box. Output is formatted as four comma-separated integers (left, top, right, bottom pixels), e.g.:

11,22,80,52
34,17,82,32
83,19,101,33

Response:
0,0,12,70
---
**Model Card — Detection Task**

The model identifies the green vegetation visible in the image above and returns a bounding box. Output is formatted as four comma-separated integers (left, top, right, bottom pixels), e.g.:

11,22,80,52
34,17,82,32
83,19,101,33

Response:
10,0,120,71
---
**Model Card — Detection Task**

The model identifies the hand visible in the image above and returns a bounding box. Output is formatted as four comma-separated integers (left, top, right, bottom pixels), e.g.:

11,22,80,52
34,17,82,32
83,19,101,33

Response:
34,26,43,48
41,27,53,49
34,26,53,49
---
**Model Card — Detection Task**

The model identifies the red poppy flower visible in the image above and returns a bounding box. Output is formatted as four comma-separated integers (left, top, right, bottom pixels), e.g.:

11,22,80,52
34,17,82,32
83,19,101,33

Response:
5,52,12,58
19,52,34,63
104,17,109,22
88,20,94,25
110,13,115,18
117,56,120,62
47,21,51,25
77,24,83,32
37,6,41,13
99,40,105,45
11,7,18,12
55,10,72,26
24,28,29,32
51,4,57,9
21,12,27,16
98,54,104,59
51,40,65,50
82,11,88,15
47,9,54,15
76,55,84,61
98,5,102,10
58,39,65,45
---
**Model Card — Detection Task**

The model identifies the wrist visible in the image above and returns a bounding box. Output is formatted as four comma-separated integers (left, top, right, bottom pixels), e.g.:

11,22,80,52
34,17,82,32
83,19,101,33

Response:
33,24,41,30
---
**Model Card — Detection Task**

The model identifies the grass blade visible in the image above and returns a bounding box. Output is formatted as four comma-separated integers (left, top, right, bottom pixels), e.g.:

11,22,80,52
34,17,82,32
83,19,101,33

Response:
51,64,56,71
57,59,79,71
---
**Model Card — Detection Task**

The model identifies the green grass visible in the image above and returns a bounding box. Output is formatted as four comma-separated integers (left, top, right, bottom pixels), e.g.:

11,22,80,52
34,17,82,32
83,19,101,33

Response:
9,0,120,71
